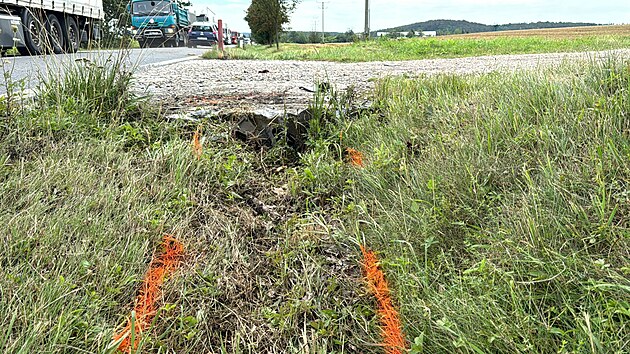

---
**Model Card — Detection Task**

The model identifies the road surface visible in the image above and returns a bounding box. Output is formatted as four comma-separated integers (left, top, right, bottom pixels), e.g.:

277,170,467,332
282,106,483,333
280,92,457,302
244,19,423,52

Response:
133,48,630,113
0,47,207,94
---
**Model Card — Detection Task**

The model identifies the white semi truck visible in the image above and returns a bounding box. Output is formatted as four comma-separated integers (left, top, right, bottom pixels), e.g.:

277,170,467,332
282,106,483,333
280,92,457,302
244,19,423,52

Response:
0,0,103,55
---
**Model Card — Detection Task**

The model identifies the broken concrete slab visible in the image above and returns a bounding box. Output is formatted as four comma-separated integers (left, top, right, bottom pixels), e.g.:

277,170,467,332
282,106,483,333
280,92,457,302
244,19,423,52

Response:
233,108,312,149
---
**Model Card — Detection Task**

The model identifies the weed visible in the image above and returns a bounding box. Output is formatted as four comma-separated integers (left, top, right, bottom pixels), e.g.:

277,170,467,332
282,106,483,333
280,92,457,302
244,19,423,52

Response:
37,53,136,122
0,57,27,117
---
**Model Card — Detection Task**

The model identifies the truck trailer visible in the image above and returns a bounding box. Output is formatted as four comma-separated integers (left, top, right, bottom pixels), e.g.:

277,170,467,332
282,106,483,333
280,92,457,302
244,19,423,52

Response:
0,0,103,55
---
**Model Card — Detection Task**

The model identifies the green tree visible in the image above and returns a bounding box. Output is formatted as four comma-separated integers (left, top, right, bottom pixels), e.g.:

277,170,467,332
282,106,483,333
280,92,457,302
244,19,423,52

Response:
307,31,320,43
245,0,299,49
281,31,308,44
339,29,357,43
406,29,415,38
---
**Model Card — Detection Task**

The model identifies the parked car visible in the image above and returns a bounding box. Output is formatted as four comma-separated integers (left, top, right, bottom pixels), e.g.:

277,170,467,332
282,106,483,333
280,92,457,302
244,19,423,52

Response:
223,27,231,45
188,22,217,47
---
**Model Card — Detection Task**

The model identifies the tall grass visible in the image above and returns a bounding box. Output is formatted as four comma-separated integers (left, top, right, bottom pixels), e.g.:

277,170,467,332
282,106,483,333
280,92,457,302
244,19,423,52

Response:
2,41,629,353
36,52,140,122
0,51,373,353
298,58,630,352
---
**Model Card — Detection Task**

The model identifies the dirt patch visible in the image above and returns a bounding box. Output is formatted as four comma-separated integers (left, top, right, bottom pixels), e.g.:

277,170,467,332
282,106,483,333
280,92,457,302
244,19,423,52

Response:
135,49,630,114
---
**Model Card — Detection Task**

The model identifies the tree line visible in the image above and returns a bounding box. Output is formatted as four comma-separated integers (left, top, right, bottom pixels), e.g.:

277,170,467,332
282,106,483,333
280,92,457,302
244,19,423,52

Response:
281,30,359,44
381,19,600,36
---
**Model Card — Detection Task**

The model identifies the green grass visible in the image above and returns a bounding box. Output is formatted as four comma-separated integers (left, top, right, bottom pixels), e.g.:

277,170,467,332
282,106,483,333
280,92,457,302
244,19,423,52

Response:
1,50,629,353
298,58,630,352
204,36,630,62
0,56,374,353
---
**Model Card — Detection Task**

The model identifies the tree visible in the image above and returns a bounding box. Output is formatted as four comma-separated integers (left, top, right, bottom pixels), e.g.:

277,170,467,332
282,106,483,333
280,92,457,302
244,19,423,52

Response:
102,0,130,43
281,31,308,44
406,29,415,38
307,31,320,44
245,0,299,49
340,29,357,43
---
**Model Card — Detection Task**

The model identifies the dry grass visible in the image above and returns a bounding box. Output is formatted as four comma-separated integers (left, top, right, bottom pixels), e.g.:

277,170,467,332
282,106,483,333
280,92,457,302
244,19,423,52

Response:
447,24,630,39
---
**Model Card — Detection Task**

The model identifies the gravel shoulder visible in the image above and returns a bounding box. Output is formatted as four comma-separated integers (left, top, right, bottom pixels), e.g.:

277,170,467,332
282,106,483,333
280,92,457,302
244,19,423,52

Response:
133,48,630,113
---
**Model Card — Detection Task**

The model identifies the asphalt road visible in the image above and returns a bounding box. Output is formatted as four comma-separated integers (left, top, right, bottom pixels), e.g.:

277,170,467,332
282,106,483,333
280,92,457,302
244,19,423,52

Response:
0,47,207,94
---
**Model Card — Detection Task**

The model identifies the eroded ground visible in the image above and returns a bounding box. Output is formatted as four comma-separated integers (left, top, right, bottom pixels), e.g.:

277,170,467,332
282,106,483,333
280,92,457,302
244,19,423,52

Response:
134,48,630,113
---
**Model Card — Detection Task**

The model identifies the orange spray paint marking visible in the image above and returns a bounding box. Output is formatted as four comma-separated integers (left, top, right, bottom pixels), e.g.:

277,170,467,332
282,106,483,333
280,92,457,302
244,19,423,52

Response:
113,236,184,353
192,128,203,160
346,147,364,167
361,246,406,354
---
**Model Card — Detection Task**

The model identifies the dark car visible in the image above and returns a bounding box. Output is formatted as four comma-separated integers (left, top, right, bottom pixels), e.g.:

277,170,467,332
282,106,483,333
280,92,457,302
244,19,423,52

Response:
188,22,218,48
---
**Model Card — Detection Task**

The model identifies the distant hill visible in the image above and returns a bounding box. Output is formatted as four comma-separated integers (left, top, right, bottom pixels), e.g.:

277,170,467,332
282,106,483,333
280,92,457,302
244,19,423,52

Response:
378,20,601,35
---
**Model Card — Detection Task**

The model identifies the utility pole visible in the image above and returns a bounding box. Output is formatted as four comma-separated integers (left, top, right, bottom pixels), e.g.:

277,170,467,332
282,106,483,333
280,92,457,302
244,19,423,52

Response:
321,1,325,43
364,0,370,39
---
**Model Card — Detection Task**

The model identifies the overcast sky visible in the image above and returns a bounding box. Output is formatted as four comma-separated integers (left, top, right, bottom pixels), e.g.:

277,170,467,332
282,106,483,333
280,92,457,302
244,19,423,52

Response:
189,0,629,33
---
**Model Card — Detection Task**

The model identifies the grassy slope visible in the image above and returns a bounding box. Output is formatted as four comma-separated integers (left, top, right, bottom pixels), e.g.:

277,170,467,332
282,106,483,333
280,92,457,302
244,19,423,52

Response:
0,60,374,353
207,33,630,62
302,59,629,352
1,52,629,353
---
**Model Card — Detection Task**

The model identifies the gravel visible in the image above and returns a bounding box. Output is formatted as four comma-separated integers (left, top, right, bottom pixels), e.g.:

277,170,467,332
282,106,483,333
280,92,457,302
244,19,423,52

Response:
133,48,630,112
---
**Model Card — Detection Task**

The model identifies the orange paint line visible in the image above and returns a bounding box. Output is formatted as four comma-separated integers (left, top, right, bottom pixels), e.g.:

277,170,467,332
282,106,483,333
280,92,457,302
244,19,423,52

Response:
192,128,203,160
346,147,364,167
361,246,406,354
113,236,184,353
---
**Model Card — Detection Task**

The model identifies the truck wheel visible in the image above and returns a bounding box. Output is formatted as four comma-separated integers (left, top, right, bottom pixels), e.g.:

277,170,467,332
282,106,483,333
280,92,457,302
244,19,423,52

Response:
170,33,181,47
21,10,47,55
63,16,80,53
46,14,65,54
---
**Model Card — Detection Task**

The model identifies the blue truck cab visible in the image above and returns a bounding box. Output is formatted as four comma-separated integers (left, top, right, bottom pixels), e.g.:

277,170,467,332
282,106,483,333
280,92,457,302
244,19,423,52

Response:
129,0,193,47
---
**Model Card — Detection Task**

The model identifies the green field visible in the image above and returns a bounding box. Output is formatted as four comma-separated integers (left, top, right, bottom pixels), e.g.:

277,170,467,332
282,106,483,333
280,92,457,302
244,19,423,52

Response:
205,35,630,62
1,52,629,352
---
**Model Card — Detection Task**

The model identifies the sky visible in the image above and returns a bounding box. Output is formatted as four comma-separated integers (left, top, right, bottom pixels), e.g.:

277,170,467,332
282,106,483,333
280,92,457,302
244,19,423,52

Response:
189,0,629,33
